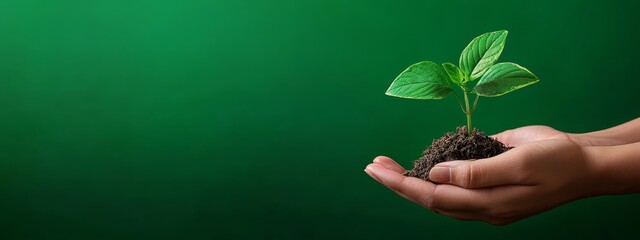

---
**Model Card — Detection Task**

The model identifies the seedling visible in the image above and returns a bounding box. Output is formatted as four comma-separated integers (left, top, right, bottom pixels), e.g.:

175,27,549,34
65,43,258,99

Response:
385,30,539,135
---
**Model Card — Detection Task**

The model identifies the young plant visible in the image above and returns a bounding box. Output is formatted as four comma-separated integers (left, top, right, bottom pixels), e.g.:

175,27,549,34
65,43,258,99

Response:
386,30,539,135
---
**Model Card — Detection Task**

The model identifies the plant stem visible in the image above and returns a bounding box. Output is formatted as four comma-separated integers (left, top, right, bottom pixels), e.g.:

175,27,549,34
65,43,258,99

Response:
452,90,467,114
463,91,472,135
472,94,480,113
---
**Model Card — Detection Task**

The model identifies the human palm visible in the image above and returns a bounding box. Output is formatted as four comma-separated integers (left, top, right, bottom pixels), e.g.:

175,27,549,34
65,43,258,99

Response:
365,125,594,225
492,125,573,146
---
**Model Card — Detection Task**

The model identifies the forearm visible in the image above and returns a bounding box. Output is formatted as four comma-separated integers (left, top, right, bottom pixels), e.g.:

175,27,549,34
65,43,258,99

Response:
570,117,640,146
586,142,640,195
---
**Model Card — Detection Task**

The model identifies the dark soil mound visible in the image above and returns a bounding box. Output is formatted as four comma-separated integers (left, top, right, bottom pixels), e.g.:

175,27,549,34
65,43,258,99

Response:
404,126,511,181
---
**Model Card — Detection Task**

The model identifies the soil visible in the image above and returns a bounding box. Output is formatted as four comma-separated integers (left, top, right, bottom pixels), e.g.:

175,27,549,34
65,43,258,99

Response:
404,126,511,181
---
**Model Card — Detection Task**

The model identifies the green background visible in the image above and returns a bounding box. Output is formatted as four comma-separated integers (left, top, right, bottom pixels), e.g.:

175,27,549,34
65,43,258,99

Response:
1,0,639,239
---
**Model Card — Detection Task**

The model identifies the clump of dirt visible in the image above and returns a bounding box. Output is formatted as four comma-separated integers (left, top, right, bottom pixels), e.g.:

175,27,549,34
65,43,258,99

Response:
404,126,511,181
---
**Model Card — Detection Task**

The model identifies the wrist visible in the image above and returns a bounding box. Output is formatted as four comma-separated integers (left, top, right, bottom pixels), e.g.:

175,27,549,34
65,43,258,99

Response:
584,144,640,196
567,133,597,146
568,132,624,146
580,146,613,196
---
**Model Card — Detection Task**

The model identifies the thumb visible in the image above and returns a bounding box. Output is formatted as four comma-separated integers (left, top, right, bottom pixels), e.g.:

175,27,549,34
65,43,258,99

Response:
429,153,522,188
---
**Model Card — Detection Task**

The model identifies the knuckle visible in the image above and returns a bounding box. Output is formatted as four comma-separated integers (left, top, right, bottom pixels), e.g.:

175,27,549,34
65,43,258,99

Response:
453,164,475,188
422,185,440,210
510,149,541,184
420,194,436,209
513,148,538,171
518,148,537,165
466,164,475,188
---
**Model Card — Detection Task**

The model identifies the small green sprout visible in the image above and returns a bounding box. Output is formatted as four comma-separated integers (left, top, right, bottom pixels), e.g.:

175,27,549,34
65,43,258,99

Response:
386,30,539,135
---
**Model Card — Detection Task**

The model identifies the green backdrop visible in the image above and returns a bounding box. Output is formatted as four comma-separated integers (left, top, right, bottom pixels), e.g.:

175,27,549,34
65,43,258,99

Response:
2,0,639,239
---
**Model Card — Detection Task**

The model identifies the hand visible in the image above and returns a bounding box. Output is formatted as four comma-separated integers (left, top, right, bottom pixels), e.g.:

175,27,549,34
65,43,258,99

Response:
491,125,573,146
365,139,598,225
493,125,630,147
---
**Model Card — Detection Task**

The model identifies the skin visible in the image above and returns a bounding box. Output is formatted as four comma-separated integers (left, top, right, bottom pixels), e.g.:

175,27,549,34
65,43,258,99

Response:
364,118,640,225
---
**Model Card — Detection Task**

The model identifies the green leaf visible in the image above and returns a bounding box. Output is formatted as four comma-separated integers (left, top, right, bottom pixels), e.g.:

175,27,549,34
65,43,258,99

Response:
459,30,508,80
472,62,539,97
442,62,465,85
385,61,452,99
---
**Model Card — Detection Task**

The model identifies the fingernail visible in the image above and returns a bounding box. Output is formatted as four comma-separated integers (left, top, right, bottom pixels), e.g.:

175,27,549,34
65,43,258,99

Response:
365,166,381,182
429,167,450,183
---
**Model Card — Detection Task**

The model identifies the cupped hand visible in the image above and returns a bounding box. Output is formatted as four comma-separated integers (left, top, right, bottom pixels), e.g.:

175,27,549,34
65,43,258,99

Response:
491,125,573,146
365,139,598,225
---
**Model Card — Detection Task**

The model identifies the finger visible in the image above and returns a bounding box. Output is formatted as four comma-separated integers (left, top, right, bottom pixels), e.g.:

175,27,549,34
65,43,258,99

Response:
365,163,437,208
367,163,529,225
429,209,481,222
372,156,406,174
430,184,531,219
429,184,490,211
436,208,517,226
433,208,504,224
365,163,424,206
429,148,530,188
